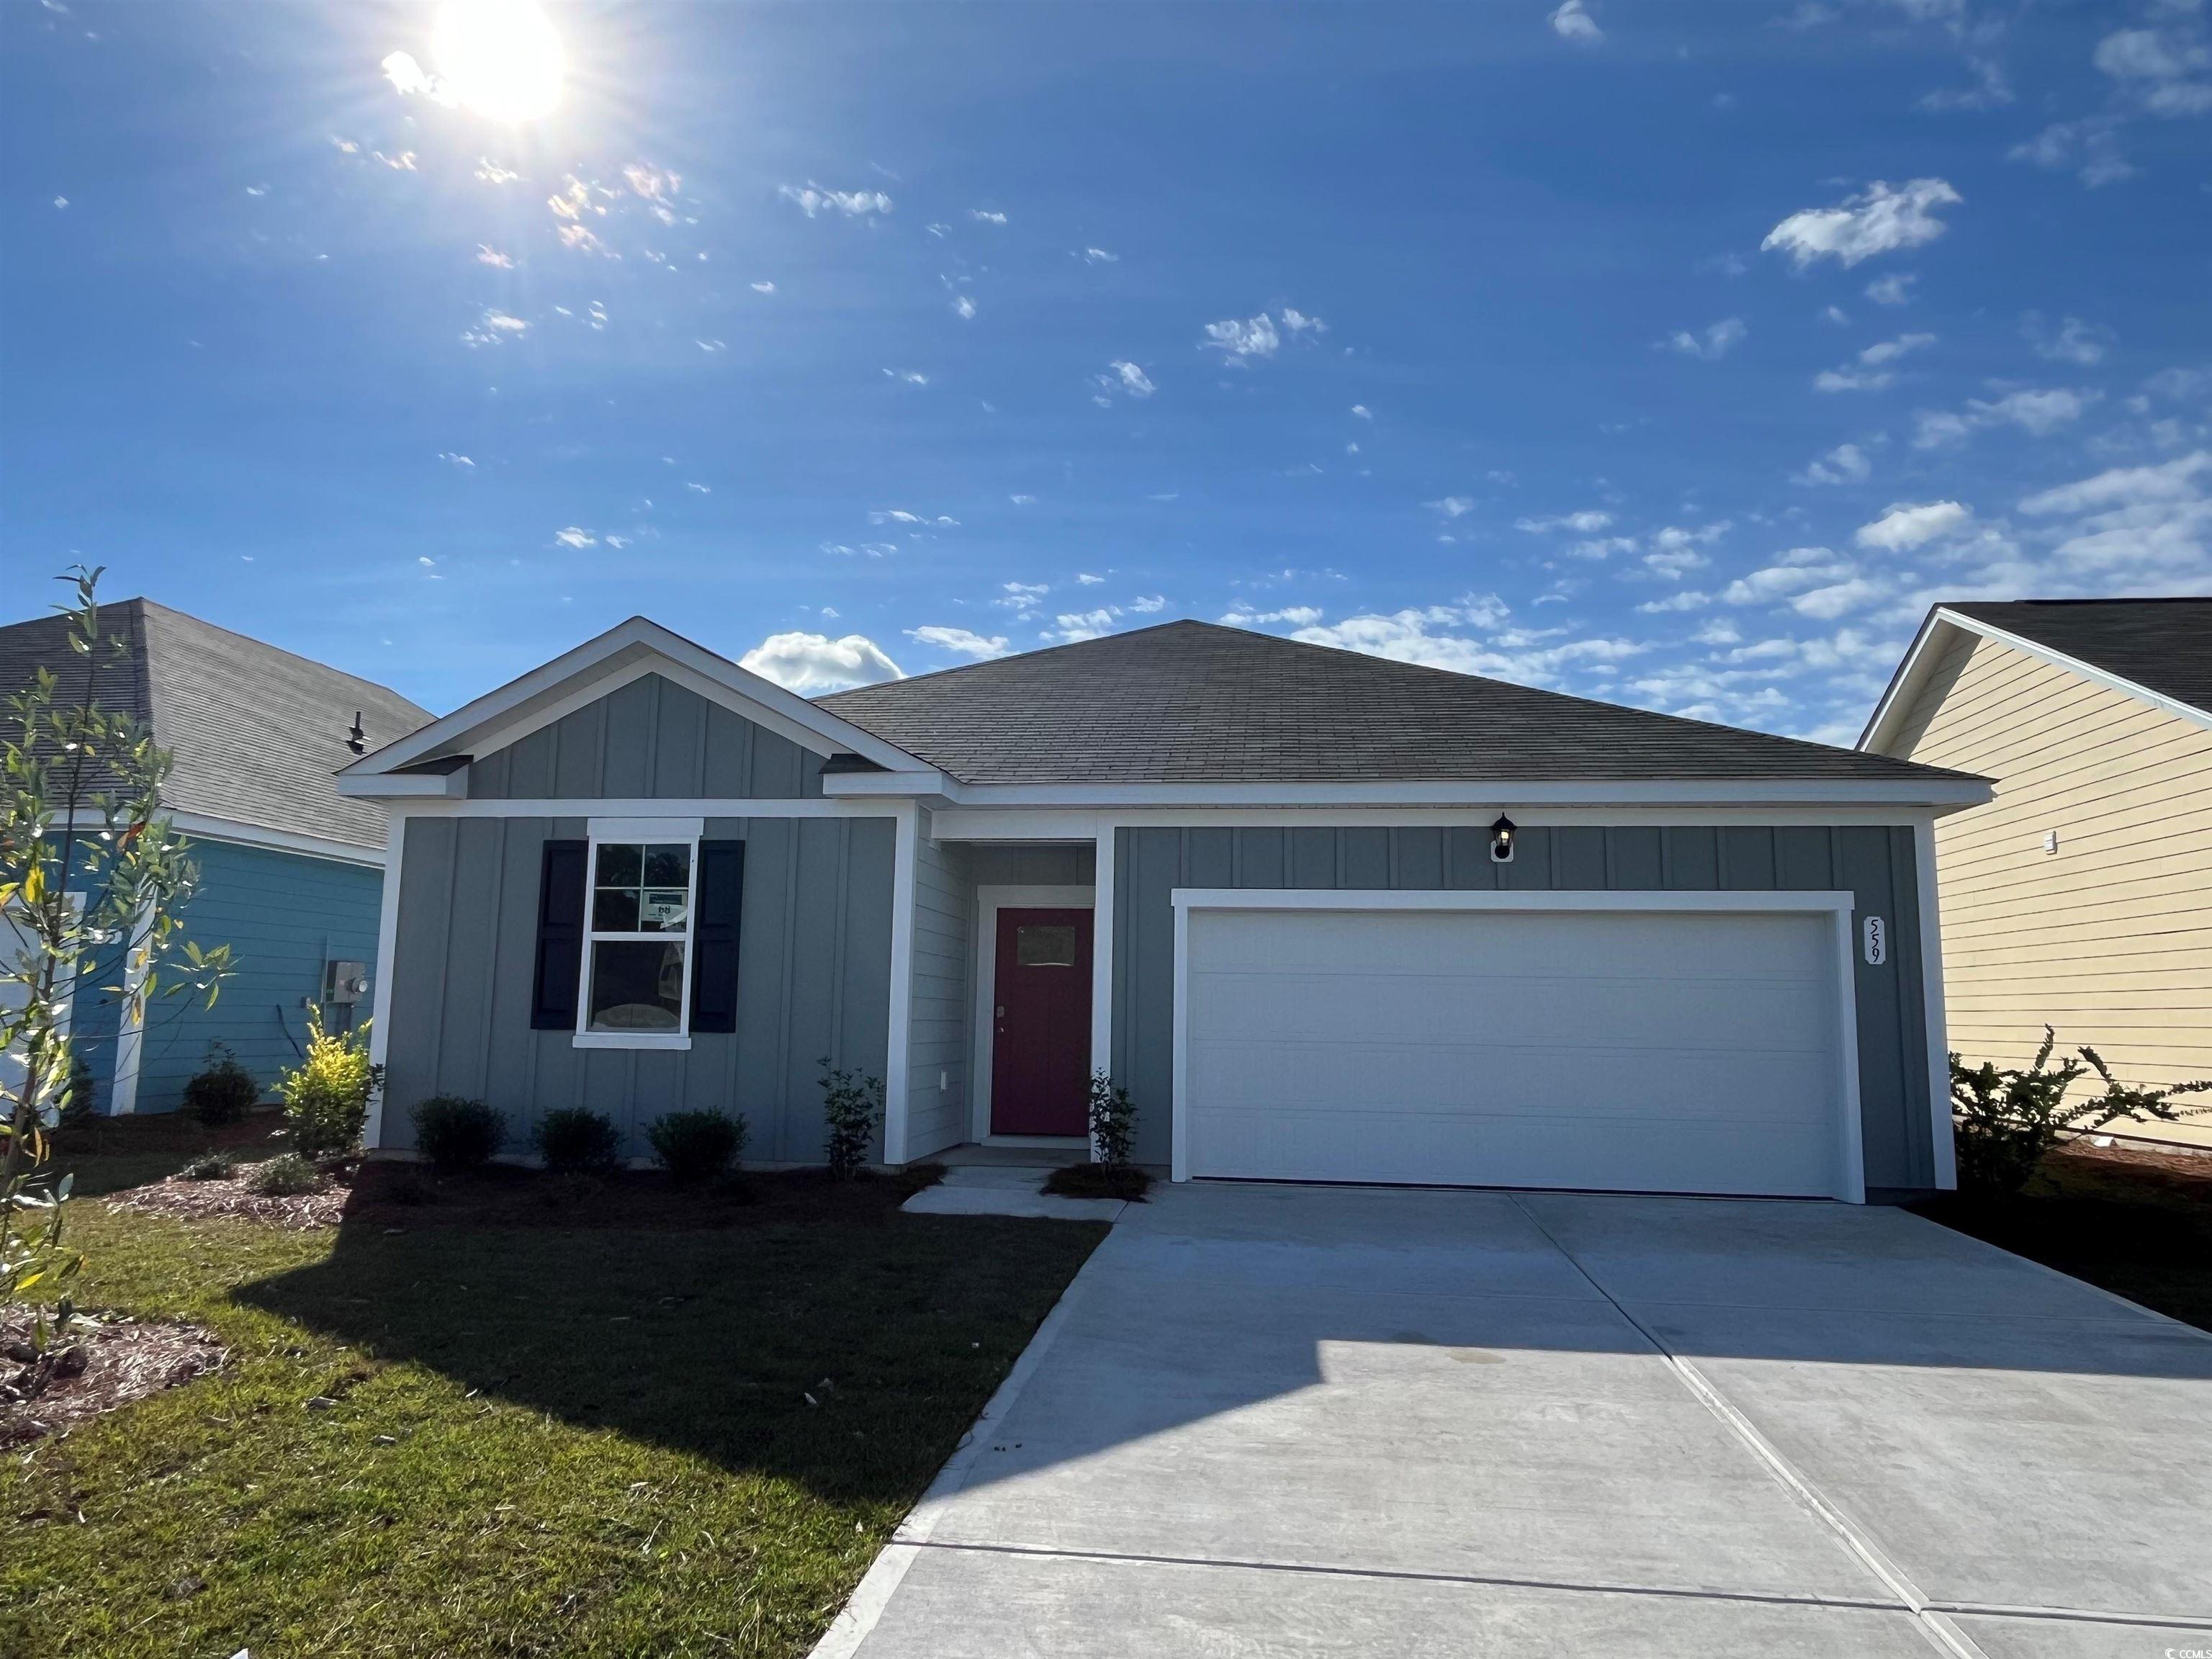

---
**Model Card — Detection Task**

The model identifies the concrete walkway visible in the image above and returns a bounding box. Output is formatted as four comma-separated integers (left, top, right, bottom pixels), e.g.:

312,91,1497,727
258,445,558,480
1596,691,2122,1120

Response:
819,1183,2212,1658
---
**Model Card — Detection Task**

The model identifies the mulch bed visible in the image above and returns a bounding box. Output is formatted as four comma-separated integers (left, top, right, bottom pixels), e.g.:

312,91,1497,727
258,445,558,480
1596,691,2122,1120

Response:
2049,1136,2212,1197
104,1167,352,1230
1,1311,227,1447
1042,1161,1154,1201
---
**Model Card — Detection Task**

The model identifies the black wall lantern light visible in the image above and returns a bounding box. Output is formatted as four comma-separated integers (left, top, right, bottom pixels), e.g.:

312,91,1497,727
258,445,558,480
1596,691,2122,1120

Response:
1489,814,1516,864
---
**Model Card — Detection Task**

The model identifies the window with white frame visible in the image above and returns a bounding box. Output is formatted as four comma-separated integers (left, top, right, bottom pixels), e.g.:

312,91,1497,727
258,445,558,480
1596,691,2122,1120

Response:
580,831,697,1038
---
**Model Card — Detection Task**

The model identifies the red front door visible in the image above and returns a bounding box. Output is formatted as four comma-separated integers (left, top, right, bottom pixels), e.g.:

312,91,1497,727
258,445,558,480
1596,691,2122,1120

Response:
989,908,1093,1136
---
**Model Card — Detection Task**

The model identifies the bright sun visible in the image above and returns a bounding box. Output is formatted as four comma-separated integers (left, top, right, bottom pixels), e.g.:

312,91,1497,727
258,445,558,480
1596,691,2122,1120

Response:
431,0,565,124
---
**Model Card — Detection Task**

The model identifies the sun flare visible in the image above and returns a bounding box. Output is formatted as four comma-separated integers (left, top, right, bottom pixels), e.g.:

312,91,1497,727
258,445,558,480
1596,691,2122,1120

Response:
431,0,565,123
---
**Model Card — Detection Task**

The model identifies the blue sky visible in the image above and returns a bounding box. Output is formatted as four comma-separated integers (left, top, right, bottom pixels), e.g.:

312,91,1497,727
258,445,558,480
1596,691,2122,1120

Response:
4,0,2208,744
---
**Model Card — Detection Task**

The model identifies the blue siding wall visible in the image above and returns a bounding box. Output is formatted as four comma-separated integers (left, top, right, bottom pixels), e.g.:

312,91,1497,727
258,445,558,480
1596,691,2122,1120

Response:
82,838,387,1114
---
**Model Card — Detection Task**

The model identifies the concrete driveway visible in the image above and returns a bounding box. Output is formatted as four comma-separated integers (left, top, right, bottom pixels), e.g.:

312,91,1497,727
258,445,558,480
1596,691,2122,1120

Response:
819,1184,2212,1658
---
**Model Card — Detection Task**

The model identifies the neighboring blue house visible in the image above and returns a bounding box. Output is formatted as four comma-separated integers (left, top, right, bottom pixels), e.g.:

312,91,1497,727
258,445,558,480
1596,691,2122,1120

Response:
0,598,431,1114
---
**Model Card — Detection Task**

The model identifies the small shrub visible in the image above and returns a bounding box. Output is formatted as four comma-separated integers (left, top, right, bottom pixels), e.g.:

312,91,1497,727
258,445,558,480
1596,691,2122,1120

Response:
178,1150,238,1182
184,1042,260,1126
819,1058,884,1179
1951,1027,2212,1195
534,1107,623,1174
410,1095,505,1173
250,1152,320,1196
1086,1071,1137,1169
647,1110,745,1184
279,1007,382,1160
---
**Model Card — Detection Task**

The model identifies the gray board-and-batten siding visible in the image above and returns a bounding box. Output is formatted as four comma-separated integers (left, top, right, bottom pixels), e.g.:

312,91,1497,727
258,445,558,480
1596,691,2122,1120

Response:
381,812,894,1163
1108,823,1941,1194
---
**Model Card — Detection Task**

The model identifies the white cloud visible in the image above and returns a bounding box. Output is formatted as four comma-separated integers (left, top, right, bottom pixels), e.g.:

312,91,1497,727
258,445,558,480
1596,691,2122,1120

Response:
380,50,448,103
460,309,529,346
553,527,595,548
475,245,515,268
1047,608,1123,642
969,208,1008,224
2019,451,2209,516
1761,178,1961,269
779,183,892,217
1290,604,1639,687
1128,594,1168,613
907,625,1009,660
1428,496,1476,518
2096,27,2212,115
438,451,475,467
1220,604,1325,627
751,280,776,294
2015,451,2212,584
1351,404,1373,421
1815,331,1936,392
1637,590,1712,613
1280,307,1327,338
1659,318,1748,361
996,581,1050,615
1794,441,1873,485
1516,509,1613,534
1203,313,1280,360
475,158,519,185
1856,500,1970,549
741,632,903,693
1550,0,1604,42
1913,387,2097,448
1723,547,1854,604
2009,117,2136,189
1082,247,1119,264
1864,272,1916,306
1010,494,1038,505
697,338,726,353
1917,56,2012,112
1094,359,1155,404
2023,313,2111,367
870,508,958,527
953,295,976,320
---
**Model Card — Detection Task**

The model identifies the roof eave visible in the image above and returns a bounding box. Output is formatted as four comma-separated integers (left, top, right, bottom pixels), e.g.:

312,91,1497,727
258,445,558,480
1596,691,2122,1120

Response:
822,775,1995,810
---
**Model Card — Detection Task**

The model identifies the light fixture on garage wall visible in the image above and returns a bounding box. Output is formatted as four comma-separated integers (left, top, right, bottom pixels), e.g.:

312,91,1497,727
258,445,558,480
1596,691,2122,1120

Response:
1490,814,1516,864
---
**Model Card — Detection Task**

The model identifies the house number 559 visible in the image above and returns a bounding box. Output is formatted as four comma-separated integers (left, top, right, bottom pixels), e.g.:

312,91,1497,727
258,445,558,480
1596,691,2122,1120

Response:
1862,916,1887,966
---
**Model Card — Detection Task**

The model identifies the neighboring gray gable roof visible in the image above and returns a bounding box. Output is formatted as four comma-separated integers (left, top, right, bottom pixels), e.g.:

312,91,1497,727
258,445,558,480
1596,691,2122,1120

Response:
1942,598,2212,716
819,619,1978,786
0,598,432,852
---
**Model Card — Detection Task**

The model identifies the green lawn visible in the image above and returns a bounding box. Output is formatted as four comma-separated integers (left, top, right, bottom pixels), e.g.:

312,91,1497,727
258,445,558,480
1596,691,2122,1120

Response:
5,1156,1106,1659
1912,1143,2212,1334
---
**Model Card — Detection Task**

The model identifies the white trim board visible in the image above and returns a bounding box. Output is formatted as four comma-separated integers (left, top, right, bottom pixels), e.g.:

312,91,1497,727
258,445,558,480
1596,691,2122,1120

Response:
1914,820,1958,1191
1167,886,1867,1205
883,803,920,1166
836,777,1990,810
382,797,901,821
338,616,934,788
968,885,1097,1146
1860,607,2212,755
927,806,1945,842
63,809,390,868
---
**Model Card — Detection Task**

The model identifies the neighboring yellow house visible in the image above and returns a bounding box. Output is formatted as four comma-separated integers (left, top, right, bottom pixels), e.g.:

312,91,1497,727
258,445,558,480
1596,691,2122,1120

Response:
1861,598,2212,1149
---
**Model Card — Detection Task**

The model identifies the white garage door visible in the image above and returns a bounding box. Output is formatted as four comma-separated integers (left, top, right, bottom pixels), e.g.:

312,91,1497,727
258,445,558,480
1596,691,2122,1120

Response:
1180,903,1852,1199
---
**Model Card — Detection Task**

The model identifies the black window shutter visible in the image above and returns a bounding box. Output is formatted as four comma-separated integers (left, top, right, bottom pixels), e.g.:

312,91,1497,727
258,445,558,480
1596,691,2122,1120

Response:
529,840,588,1030
690,840,745,1034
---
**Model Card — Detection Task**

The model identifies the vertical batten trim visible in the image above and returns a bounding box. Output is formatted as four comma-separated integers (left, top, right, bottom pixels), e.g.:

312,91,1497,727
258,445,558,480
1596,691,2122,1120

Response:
106,904,154,1115
882,801,919,1165
364,809,407,1148
1914,818,1958,1190
1088,820,1117,1161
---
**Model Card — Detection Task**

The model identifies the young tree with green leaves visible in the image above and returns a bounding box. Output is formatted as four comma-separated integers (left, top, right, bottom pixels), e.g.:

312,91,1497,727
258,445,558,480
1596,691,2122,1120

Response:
1,568,231,1352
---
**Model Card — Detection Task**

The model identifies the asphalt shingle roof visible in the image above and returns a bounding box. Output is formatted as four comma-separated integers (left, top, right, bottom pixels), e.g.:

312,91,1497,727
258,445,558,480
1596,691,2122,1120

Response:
820,620,1976,786
1946,598,2212,716
0,598,431,851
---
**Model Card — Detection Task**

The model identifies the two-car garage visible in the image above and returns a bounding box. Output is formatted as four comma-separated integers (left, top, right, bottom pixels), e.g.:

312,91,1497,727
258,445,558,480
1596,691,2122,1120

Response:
1174,891,1864,1202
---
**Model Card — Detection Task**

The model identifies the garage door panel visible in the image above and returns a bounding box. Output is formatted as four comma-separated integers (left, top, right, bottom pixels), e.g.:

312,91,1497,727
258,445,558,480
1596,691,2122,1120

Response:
1187,1039,1835,1125
1179,904,1848,1199
1191,909,1825,980
1189,970,1831,1053
1190,1105,1838,1195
